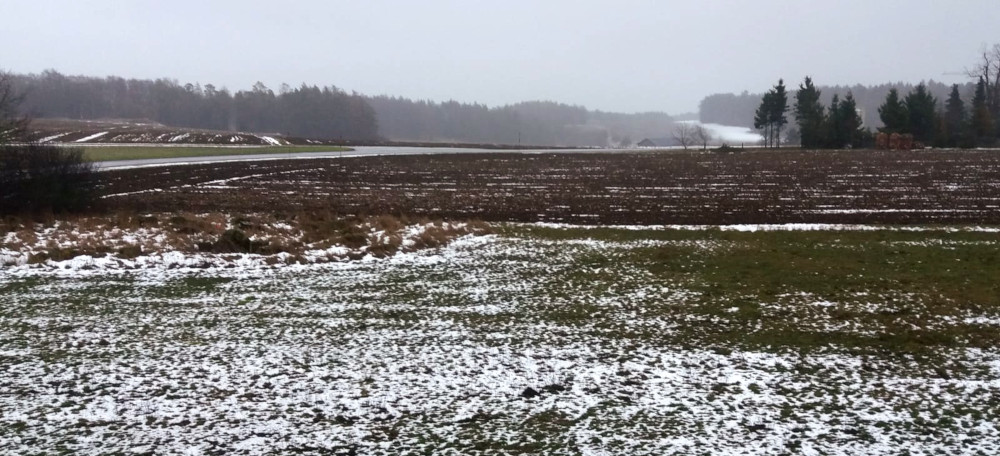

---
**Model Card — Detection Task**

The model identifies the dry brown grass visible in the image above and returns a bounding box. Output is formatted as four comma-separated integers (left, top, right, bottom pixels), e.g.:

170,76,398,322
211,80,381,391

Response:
2,211,490,263
367,231,404,257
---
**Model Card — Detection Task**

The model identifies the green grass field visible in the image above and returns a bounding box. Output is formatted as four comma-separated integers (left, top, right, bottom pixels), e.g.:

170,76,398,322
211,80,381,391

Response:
504,225,1000,354
78,145,352,162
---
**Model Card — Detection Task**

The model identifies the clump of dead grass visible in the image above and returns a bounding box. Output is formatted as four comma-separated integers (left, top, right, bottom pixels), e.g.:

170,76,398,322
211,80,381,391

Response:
1,211,492,265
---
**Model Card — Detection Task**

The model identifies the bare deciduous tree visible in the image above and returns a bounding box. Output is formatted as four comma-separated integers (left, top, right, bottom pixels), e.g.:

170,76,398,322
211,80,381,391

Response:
966,43,1000,116
671,123,696,149
0,71,30,144
693,124,713,150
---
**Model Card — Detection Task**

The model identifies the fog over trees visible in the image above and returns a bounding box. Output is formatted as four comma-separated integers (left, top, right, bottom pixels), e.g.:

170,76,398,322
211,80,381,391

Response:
9,70,675,147
15,66,999,148
368,96,674,147
12,71,378,141
700,81,966,130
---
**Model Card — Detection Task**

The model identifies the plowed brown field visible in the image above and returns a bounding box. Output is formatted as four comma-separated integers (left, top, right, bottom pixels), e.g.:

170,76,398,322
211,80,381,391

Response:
100,150,1000,225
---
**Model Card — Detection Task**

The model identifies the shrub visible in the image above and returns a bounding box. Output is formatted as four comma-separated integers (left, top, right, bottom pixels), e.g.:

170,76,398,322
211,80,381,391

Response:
713,143,740,154
199,228,270,253
0,145,96,214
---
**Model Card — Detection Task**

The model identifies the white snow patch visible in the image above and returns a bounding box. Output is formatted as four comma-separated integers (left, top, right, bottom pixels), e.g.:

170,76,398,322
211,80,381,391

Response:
678,120,763,144
37,132,69,143
74,131,109,142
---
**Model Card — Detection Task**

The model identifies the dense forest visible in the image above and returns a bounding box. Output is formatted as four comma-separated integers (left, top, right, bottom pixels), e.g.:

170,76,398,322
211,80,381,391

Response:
10,70,675,147
12,71,379,141
700,81,967,129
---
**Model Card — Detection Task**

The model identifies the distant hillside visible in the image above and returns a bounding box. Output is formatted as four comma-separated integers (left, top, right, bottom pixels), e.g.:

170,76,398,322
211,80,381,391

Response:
363,97,675,147
25,118,322,145
700,81,971,129
10,70,678,147
12,71,378,141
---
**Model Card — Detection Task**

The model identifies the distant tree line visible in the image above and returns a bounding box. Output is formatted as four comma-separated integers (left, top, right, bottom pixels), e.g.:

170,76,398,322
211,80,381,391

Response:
12,71,379,141
701,81,964,131
746,43,1000,149
368,97,674,146
11,70,678,147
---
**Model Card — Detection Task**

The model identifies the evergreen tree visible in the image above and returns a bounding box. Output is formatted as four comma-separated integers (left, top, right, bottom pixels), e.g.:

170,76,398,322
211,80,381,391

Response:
769,79,788,147
971,77,994,145
753,79,788,148
826,94,841,148
904,83,938,143
793,76,825,148
877,88,908,133
836,92,864,148
754,92,774,147
943,84,967,147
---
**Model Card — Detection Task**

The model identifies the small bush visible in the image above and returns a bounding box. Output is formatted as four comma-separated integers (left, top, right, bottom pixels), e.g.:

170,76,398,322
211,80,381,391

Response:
169,214,220,235
117,245,143,259
367,232,403,257
410,226,453,250
373,214,406,232
200,228,270,253
713,143,739,154
0,145,96,214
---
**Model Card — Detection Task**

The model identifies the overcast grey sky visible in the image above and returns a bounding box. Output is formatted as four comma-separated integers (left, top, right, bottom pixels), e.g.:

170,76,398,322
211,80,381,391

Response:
2,0,998,114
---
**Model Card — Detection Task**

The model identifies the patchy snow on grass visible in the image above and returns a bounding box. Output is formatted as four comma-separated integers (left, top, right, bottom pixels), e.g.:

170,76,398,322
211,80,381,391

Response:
1,226,998,454
529,222,1000,232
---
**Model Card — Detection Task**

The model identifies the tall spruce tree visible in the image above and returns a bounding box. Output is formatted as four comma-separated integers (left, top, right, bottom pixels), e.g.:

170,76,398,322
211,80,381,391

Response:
877,88,909,134
904,83,938,143
971,77,994,144
754,79,788,148
836,92,864,148
826,94,841,148
753,93,773,147
943,84,967,147
769,79,788,147
793,76,825,148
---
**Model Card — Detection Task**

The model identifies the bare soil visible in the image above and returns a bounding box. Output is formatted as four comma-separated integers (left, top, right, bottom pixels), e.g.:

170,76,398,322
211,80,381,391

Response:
99,149,1000,225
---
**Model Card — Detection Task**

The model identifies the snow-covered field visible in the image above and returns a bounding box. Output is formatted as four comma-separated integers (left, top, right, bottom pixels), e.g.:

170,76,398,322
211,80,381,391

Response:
1,226,999,455
677,120,763,144
29,118,295,146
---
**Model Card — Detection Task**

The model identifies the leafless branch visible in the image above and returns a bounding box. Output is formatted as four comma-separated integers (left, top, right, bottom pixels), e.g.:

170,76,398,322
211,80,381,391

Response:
671,123,696,149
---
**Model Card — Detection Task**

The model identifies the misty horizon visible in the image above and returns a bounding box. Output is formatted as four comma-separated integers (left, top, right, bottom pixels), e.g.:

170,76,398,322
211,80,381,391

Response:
2,66,982,120
3,0,998,115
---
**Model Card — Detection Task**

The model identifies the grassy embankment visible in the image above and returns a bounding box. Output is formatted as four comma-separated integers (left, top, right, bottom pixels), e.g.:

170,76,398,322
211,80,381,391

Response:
78,145,352,162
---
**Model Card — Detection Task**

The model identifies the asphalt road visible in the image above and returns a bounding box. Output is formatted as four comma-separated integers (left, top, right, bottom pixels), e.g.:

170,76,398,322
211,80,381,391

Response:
95,146,620,170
